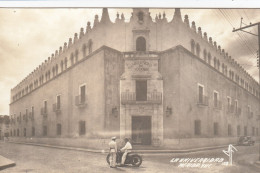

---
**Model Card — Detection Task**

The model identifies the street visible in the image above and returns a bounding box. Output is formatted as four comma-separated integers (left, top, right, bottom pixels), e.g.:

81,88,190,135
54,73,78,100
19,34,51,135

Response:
0,141,259,173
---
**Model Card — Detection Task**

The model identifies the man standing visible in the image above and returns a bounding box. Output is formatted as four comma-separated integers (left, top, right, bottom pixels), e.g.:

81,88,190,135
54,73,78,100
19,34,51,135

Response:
120,138,132,166
108,136,117,168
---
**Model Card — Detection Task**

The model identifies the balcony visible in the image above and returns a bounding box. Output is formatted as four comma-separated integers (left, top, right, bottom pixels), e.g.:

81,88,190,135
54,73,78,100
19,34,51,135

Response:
248,112,253,119
227,105,234,114
121,92,162,105
197,95,209,106
41,108,48,118
213,100,222,110
235,108,242,116
53,103,61,114
75,95,87,108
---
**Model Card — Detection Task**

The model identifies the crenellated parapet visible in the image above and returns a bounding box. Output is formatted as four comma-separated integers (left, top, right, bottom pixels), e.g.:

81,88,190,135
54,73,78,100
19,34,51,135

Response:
11,8,260,103
182,14,259,91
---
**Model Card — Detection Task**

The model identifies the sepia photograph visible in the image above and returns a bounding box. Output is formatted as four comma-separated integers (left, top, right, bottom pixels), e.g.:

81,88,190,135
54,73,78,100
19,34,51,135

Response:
0,0,260,172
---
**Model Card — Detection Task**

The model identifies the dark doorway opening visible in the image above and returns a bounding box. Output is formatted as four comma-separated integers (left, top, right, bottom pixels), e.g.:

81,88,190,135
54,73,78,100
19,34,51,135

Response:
132,116,151,145
136,80,147,101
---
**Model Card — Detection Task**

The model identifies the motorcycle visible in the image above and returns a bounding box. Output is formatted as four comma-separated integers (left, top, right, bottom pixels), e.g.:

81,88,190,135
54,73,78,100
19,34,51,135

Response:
106,150,142,167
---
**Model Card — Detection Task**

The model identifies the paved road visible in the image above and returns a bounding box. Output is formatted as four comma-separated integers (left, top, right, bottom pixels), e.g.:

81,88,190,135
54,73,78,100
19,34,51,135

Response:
0,141,259,173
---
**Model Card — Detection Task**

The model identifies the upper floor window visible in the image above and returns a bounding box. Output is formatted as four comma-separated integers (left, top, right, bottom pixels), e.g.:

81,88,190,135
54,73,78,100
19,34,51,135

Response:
136,80,147,101
75,50,79,62
208,53,211,65
136,37,146,51
203,49,207,61
191,39,195,54
196,43,200,57
70,53,74,65
138,11,144,21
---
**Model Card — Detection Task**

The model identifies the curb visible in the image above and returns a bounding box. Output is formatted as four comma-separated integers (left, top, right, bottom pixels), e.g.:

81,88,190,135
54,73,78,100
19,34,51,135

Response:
0,163,16,171
7,141,233,154
0,155,16,171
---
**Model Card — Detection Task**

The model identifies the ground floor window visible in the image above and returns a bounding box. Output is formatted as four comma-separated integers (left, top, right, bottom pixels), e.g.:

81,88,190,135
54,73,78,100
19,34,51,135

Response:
57,124,62,136
244,126,247,136
24,128,26,137
214,122,218,136
32,127,35,136
237,125,240,136
194,120,201,135
43,126,47,136
17,129,19,136
228,124,232,136
79,121,86,135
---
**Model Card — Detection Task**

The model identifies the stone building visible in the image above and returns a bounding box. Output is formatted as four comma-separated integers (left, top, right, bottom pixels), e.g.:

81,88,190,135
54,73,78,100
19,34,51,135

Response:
0,115,10,139
9,8,260,149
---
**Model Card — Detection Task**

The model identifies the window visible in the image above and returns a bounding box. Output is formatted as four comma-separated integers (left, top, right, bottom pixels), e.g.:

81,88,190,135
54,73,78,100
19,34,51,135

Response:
198,85,204,104
60,60,64,71
191,39,195,54
56,95,61,110
213,91,218,107
43,126,47,136
237,125,240,136
228,124,232,136
55,64,58,74
203,49,207,61
214,122,218,135
208,53,211,65
234,100,238,113
79,121,86,135
80,85,86,103
70,53,74,65
17,129,19,136
14,130,16,136
196,43,200,57
88,39,93,53
252,127,255,136
136,80,147,101
65,57,68,69
227,96,231,109
24,128,26,137
256,128,259,136
244,126,247,136
32,127,35,136
44,101,47,113
32,106,34,118
57,124,62,135
136,37,146,51
138,11,144,21
75,50,79,62
82,44,87,57
194,120,201,135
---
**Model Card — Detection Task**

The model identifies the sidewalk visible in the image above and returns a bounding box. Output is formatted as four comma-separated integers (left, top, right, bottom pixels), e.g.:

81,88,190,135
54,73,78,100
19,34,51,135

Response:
0,155,15,170
7,140,234,154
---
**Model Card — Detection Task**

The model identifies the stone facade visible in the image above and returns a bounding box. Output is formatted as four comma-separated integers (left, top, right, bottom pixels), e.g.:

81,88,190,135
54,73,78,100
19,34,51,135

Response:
9,8,260,149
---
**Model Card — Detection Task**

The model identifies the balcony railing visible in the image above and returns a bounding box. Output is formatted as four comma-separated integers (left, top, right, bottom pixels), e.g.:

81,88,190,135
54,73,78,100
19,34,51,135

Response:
213,100,222,110
235,108,242,116
75,95,87,107
227,105,234,114
41,108,48,117
248,112,253,119
53,103,61,113
197,95,209,106
121,92,162,104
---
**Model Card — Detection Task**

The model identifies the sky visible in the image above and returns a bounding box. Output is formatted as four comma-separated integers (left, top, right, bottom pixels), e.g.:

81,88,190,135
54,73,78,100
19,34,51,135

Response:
0,7,260,115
